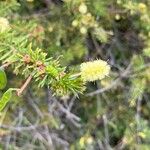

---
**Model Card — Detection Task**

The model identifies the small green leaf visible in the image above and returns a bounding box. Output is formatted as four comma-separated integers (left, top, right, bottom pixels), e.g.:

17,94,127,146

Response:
0,68,7,90
0,88,12,111
0,50,13,61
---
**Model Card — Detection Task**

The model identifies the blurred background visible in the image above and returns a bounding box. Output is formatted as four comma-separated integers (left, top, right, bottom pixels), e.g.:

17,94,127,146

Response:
0,0,150,149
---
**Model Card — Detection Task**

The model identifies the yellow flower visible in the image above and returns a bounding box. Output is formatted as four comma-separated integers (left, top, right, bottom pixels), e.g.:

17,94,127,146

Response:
72,20,78,27
117,0,121,4
80,59,110,82
115,14,121,20
81,13,94,25
80,27,87,34
0,17,10,33
79,137,85,147
79,3,87,14
86,137,93,144
138,132,146,139
48,26,54,32
138,3,147,13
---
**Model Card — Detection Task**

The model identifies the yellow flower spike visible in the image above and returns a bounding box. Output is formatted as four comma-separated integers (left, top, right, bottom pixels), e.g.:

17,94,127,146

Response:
0,17,10,33
138,3,147,13
72,20,78,27
79,137,85,147
81,13,93,25
80,59,110,82
79,3,87,14
86,136,93,144
138,132,146,139
115,14,121,20
48,26,54,32
80,27,87,34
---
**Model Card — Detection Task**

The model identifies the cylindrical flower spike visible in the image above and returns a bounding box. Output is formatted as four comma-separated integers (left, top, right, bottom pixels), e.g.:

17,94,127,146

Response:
80,59,110,82
79,3,87,14
0,17,10,33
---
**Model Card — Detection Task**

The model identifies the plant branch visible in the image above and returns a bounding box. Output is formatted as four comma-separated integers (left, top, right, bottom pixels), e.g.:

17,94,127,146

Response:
1,62,12,69
17,75,32,96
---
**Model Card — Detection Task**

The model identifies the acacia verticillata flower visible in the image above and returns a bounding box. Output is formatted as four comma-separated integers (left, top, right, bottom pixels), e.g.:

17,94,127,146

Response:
0,17,10,33
80,59,110,82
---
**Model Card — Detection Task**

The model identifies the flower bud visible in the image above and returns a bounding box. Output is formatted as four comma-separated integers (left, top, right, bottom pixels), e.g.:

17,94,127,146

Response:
0,17,10,33
79,3,87,14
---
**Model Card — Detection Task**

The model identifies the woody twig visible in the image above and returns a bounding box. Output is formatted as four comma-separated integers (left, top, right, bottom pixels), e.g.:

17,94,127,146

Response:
17,75,32,96
1,62,12,69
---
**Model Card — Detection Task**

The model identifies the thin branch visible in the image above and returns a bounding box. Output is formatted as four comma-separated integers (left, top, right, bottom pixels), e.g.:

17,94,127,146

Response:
47,89,81,128
136,96,142,148
1,62,12,69
0,124,37,132
17,75,32,96
103,114,111,150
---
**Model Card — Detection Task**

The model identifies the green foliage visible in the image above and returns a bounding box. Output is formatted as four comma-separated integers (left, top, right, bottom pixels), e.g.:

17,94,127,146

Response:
0,0,19,16
0,4,86,99
0,68,7,90
0,88,15,111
